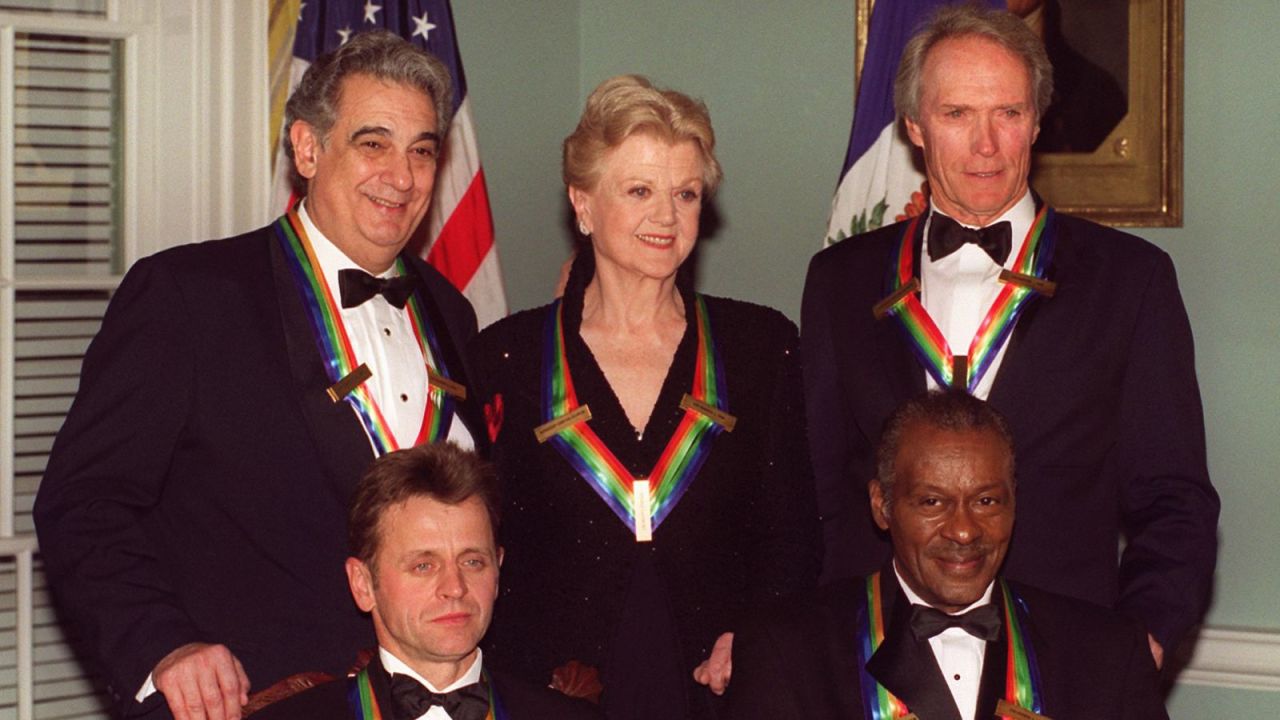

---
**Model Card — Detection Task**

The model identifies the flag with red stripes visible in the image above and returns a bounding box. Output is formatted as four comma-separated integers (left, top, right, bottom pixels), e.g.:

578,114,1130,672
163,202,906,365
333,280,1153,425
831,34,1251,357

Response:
271,0,507,327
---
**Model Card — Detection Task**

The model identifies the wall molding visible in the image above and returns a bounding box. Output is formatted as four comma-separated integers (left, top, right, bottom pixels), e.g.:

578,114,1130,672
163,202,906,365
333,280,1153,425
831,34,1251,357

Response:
1180,627,1280,692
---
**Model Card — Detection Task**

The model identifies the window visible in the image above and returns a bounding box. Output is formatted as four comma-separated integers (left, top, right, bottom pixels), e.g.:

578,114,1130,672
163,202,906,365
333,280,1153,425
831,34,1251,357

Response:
3,14,124,719
1,2,266,718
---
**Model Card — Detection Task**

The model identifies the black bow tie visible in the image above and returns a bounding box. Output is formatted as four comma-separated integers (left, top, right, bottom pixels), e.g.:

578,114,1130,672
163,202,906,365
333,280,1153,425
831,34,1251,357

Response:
338,268,417,309
909,603,1002,642
388,673,489,720
927,214,1012,265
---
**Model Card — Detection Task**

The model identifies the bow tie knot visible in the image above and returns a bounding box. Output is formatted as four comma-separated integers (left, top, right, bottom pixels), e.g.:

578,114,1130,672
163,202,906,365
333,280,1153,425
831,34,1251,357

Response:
338,268,418,309
909,603,1002,642
388,673,489,720
927,214,1012,266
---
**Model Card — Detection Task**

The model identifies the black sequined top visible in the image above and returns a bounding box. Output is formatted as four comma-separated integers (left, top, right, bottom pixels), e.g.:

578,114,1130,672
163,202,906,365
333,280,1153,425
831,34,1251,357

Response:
470,252,819,718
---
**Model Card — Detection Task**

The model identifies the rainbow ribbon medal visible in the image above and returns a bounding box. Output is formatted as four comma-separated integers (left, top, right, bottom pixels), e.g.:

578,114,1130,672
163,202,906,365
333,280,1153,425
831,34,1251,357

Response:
537,295,732,541
999,579,1046,719
880,207,1057,391
854,573,912,719
275,210,457,455
854,573,1045,719
345,666,505,720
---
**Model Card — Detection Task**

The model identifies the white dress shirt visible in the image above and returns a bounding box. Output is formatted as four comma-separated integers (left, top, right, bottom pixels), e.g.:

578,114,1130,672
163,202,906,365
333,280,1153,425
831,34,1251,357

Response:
134,208,477,703
299,203,473,451
920,192,1036,400
894,563,996,720
381,647,485,720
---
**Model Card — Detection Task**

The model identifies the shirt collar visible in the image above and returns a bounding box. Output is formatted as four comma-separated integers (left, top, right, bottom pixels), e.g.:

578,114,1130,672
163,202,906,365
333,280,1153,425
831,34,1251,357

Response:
298,200,399,308
379,646,484,694
893,560,995,615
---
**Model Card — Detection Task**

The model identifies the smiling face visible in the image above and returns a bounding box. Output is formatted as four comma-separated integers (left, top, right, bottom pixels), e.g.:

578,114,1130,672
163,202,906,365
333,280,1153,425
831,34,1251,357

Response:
905,35,1039,227
290,73,440,273
569,133,704,283
346,495,501,682
870,422,1015,613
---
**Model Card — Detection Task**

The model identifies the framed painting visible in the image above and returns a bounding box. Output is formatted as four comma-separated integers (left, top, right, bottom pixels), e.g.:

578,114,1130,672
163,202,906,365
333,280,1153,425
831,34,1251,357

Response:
855,0,1183,227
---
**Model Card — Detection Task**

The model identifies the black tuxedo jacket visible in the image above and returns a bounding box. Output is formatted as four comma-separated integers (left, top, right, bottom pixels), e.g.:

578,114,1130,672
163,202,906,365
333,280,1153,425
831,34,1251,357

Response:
726,573,1168,720
251,656,603,720
801,210,1218,650
33,222,486,717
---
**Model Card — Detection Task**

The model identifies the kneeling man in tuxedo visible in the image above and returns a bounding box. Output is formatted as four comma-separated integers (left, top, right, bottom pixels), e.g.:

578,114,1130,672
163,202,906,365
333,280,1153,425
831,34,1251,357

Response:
255,443,599,720
727,391,1167,720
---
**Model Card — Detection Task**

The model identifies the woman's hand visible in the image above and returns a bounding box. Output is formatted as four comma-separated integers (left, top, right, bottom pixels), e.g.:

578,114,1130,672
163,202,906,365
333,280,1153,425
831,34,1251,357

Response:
692,632,734,695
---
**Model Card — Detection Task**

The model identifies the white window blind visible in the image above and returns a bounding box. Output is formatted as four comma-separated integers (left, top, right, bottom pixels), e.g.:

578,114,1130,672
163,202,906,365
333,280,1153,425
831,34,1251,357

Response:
0,2,105,18
2,16,122,720
15,32,118,279
13,291,111,535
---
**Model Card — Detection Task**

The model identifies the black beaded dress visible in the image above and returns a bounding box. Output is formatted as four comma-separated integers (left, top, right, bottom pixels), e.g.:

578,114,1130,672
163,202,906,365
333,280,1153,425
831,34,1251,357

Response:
470,253,819,719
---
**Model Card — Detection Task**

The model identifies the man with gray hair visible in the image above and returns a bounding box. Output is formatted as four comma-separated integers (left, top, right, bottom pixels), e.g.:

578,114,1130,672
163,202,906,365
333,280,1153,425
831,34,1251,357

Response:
802,2,1217,672
35,30,485,720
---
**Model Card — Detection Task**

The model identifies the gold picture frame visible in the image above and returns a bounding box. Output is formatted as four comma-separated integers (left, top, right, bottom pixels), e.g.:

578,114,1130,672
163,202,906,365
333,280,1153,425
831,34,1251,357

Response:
855,0,1183,227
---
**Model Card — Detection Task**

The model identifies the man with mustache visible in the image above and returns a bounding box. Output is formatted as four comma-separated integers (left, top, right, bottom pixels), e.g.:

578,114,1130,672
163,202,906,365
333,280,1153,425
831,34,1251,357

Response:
726,391,1168,719
253,443,598,720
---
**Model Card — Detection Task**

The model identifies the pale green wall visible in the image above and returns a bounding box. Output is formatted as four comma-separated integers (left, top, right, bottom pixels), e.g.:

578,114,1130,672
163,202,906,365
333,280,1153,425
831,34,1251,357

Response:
1141,0,1280,633
454,1,1280,715
452,1,582,305
575,2,853,315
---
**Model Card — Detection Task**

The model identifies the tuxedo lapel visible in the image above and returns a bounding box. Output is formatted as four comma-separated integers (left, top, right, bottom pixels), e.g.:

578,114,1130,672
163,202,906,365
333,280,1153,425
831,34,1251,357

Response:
974,586,1010,720
988,212,1081,411
403,255,487,453
360,656,396,719
865,574,963,720
268,228,376,498
872,219,928,408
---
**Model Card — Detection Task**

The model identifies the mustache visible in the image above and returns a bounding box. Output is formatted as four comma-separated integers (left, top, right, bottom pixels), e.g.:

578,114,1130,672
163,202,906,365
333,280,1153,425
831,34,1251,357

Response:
927,542,997,563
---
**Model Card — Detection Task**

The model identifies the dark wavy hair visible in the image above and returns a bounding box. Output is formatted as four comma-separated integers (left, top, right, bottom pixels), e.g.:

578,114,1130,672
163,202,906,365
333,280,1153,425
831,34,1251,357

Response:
283,29,453,196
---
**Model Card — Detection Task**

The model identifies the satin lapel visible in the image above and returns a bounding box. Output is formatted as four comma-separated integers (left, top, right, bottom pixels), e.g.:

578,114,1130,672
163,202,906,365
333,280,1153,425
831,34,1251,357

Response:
403,255,488,454
873,220,928,406
269,232,376,497
826,581,874,719
974,584,1010,720
988,213,1078,411
367,655,394,717
865,574,963,720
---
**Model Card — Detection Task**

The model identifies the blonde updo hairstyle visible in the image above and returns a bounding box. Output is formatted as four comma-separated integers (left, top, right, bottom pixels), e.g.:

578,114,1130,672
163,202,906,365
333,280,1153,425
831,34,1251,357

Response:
562,75,723,196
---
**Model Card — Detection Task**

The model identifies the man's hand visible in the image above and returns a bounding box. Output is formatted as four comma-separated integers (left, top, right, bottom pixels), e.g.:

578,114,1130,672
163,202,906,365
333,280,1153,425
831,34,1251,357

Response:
153,642,250,720
691,632,734,695
1148,633,1164,670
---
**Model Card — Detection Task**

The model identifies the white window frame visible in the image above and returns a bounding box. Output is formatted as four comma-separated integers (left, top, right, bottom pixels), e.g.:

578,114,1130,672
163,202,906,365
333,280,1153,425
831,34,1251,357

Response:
0,2,267,718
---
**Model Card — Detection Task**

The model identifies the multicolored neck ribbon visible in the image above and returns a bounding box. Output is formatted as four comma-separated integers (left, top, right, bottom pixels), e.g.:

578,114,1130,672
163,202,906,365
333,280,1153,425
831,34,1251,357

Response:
855,573,912,720
853,572,1045,719
345,666,505,720
274,210,457,455
537,295,732,540
999,579,1046,717
880,207,1057,391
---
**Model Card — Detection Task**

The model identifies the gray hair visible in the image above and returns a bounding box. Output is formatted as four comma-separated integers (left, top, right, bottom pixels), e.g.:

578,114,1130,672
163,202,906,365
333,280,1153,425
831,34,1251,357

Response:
283,30,454,196
893,3,1053,123
874,390,1016,510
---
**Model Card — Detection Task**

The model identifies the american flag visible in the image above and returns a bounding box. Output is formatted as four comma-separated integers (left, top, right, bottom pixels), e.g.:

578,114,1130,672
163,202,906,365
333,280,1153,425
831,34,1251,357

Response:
270,0,507,327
